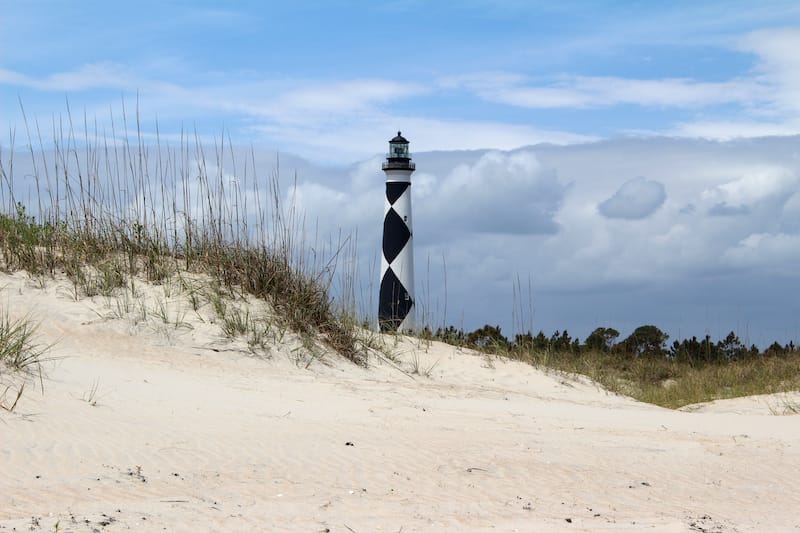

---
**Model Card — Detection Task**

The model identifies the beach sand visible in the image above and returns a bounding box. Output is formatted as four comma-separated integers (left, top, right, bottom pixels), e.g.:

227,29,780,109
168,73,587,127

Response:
2,271,799,532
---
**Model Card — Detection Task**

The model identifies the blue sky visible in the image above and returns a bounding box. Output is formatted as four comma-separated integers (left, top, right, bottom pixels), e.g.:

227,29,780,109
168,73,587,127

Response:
4,0,800,158
3,1,800,345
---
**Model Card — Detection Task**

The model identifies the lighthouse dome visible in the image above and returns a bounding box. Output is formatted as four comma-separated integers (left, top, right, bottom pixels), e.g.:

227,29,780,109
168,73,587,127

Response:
390,131,409,144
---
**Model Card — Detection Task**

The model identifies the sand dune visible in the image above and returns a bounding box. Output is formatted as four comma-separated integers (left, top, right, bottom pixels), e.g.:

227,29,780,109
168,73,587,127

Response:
2,271,799,532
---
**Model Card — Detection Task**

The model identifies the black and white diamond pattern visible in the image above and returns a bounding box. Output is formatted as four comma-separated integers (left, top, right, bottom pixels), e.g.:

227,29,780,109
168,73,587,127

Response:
379,180,414,332
382,208,410,264
379,268,412,331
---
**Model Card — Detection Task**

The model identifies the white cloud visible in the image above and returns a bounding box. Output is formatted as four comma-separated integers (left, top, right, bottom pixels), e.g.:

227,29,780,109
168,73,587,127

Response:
214,79,428,130
274,79,426,115
699,165,798,216
598,177,666,219
451,72,765,109
0,63,149,92
248,115,593,163
669,28,800,138
671,120,800,139
0,69,29,86
417,151,566,236
723,232,800,272
738,27,800,114
502,138,800,296
3,66,594,161
443,28,800,141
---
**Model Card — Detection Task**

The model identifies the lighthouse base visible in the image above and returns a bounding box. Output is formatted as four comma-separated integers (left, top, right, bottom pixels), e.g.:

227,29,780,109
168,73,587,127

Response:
378,269,415,333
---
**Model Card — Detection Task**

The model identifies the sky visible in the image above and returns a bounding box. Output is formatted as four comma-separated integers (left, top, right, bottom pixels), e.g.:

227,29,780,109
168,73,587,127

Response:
3,1,800,346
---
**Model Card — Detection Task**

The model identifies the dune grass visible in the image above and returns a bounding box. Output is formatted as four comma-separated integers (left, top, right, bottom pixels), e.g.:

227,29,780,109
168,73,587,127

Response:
0,105,367,366
0,308,48,411
419,319,800,408
0,310,45,371
477,342,800,409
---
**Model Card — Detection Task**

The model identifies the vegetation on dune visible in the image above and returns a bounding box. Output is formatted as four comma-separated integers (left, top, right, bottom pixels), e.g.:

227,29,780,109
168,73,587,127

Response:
1,103,798,410
0,309,46,372
0,200,364,363
422,324,800,409
0,106,367,368
0,307,48,411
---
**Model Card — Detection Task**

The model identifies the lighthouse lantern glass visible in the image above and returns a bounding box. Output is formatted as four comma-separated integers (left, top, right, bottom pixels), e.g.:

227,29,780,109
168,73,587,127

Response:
390,142,409,159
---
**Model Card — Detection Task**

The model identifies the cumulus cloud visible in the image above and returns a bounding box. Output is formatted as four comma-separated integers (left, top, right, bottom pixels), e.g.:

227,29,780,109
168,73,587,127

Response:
699,165,799,217
418,151,566,236
723,232,800,271
597,177,666,219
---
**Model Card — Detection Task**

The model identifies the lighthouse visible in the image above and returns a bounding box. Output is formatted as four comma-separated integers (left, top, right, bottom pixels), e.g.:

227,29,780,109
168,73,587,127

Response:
379,131,416,332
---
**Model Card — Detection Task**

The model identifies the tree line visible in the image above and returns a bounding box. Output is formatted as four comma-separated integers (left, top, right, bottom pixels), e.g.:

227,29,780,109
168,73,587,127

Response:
422,324,800,364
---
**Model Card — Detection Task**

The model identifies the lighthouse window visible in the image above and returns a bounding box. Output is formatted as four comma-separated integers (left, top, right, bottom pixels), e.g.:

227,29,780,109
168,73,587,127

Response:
392,145,408,158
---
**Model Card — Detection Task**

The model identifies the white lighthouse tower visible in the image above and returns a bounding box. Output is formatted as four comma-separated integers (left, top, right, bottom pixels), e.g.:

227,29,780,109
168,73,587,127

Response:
379,131,416,332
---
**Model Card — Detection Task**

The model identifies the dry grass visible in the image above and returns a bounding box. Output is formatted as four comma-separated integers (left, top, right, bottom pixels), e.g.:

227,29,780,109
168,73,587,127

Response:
0,103,366,366
419,323,800,409
502,347,800,409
